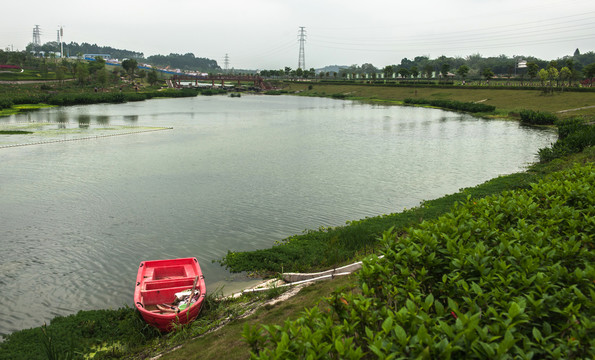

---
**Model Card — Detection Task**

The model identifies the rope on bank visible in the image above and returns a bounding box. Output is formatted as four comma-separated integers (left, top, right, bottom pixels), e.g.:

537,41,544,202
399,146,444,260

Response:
0,127,173,149
229,255,385,299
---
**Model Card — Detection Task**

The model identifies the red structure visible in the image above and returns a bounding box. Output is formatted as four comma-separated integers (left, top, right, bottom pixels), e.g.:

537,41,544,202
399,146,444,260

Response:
171,74,270,89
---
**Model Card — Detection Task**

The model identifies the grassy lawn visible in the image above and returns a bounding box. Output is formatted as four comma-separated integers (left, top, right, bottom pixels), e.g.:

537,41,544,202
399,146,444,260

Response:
283,83,595,120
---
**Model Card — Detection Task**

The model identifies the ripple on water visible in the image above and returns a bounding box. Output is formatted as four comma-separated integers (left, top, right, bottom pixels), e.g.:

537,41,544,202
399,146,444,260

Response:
0,96,557,336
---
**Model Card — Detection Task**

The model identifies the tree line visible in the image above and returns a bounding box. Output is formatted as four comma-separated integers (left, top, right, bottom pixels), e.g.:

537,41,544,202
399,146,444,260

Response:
20,41,220,73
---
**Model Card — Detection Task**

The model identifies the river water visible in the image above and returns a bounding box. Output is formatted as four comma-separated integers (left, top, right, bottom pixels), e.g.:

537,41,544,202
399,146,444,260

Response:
0,95,555,336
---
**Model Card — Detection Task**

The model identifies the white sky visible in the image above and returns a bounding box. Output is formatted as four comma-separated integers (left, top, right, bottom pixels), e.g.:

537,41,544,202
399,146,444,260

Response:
1,0,594,70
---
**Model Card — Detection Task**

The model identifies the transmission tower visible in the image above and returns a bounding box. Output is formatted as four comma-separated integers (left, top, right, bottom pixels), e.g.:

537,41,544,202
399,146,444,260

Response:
224,53,229,73
32,25,41,49
297,26,306,70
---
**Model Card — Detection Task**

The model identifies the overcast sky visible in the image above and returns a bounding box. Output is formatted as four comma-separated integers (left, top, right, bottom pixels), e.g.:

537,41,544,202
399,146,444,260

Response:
2,0,594,70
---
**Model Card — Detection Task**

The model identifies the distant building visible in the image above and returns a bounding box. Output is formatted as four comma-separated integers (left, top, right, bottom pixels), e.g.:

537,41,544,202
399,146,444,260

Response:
83,54,112,61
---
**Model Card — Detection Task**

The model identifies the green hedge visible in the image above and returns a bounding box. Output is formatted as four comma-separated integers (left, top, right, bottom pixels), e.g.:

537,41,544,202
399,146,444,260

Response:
519,110,558,125
539,118,595,162
0,98,13,110
403,98,496,113
245,163,595,359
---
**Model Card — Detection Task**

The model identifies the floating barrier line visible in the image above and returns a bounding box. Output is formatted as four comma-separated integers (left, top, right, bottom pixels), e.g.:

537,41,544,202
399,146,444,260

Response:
0,127,173,149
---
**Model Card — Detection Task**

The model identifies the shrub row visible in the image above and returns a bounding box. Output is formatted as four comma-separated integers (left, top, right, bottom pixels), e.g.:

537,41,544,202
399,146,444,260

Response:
539,118,595,162
0,88,202,109
403,98,496,113
519,109,558,125
245,163,595,359
0,98,13,110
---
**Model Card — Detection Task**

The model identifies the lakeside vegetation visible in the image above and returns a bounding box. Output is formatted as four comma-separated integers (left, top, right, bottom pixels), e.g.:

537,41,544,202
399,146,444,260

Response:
1,65,594,358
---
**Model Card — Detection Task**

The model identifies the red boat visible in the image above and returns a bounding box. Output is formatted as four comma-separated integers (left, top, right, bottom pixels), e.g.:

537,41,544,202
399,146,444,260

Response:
134,257,206,332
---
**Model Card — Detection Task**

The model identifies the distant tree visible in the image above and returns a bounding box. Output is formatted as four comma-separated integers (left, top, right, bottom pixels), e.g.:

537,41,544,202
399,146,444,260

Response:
75,62,89,85
55,66,65,85
410,66,419,79
527,62,539,84
538,68,548,89
565,58,577,86
547,65,559,90
582,63,595,86
559,67,571,90
398,67,410,79
122,58,138,81
361,63,377,74
147,69,157,86
424,64,433,79
456,65,470,82
88,56,105,75
96,67,108,88
383,65,394,79
296,68,303,78
482,68,494,83
284,67,292,77
110,69,121,84
440,63,450,81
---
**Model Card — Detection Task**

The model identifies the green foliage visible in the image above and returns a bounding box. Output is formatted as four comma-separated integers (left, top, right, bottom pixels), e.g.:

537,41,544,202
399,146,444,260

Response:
0,307,159,360
244,164,595,359
538,118,595,162
403,98,496,113
198,88,227,96
0,98,13,110
519,109,558,125
146,53,220,72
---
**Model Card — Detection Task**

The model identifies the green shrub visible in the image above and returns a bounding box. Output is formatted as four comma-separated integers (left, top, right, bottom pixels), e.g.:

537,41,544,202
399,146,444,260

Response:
519,109,558,125
538,118,595,162
0,98,13,110
403,98,496,113
245,163,595,359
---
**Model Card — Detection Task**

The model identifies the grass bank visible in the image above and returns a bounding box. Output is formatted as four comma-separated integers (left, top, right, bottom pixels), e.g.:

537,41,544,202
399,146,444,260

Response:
281,82,595,121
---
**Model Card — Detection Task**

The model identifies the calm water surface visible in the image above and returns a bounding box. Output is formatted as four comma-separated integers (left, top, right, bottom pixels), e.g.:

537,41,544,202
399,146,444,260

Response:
0,95,555,336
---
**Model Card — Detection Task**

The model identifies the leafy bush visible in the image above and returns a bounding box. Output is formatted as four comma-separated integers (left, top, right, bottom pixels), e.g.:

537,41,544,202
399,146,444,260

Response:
0,98,13,110
538,118,595,162
403,98,496,113
245,163,595,359
0,307,158,359
519,110,558,125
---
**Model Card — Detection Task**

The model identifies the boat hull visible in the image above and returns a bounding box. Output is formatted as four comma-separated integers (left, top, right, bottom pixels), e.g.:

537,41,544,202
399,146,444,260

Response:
134,257,206,332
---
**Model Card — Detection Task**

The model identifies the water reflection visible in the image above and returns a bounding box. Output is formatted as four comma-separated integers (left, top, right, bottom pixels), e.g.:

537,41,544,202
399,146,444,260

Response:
0,96,557,337
96,115,110,125
123,115,138,124
78,115,91,128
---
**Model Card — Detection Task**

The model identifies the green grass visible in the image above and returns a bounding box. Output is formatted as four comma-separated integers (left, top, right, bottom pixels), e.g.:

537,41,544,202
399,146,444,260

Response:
285,83,595,121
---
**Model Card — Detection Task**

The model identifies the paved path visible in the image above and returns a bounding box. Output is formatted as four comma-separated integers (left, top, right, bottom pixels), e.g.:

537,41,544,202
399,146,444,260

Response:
557,105,595,113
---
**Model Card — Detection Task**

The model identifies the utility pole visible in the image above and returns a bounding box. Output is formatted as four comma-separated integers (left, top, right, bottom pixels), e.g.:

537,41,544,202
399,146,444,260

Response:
224,53,229,73
298,26,306,70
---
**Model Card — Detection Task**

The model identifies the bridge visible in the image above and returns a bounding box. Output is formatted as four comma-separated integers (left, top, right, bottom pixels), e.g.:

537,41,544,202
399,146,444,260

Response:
171,74,271,90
